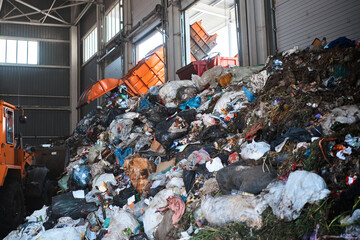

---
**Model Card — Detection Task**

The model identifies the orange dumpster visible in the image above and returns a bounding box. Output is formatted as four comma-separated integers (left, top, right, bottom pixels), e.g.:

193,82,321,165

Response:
190,21,217,61
121,45,165,96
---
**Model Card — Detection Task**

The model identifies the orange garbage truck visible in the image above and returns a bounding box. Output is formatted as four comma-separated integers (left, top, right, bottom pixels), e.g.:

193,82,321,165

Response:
0,100,67,236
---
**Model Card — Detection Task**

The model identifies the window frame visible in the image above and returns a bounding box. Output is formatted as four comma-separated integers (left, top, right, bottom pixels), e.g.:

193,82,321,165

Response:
0,38,38,65
105,0,124,43
5,109,14,145
82,25,98,64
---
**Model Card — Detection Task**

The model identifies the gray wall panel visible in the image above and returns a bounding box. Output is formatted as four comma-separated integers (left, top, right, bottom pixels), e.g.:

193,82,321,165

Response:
275,0,360,51
0,66,69,96
16,110,70,142
131,0,161,27
39,42,70,66
2,96,69,107
80,58,98,117
80,5,97,38
0,23,69,40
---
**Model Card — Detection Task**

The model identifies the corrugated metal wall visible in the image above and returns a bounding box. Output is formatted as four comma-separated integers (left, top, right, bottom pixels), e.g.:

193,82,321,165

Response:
0,23,70,146
132,0,161,27
275,0,360,51
79,0,124,118
80,58,98,117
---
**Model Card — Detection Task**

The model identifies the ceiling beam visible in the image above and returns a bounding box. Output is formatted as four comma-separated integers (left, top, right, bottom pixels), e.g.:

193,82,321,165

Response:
14,0,69,24
0,19,71,27
3,1,86,21
191,2,228,19
73,0,94,25
42,0,56,23
6,0,31,21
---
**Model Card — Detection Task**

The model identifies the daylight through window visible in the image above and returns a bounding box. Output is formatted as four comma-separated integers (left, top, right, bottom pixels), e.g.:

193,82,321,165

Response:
105,1,123,42
83,27,98,63
0,39,38,64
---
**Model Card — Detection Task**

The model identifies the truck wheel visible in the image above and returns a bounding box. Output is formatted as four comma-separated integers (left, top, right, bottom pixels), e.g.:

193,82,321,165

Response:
0,181,25,237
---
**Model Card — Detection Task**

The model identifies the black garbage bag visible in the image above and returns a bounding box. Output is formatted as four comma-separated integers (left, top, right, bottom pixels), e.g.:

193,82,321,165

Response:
199,125,226,143
270,127,312,151
183,169,196,193
47,192,98,221
176,144,202,163
113,185,137,207
330,178,360,220
104,108,125,127
227,113,246,133
155,109,197,151
216,163,277,195
142,105,173,126
130,233,149,240
149,185,165,197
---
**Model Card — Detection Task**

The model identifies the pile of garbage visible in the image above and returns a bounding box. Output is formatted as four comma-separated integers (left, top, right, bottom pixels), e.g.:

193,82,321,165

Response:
5,37,360,240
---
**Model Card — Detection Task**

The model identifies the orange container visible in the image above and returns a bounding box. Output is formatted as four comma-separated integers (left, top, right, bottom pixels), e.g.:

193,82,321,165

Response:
190,21,217,61
208,56,239,68
122,45,165,96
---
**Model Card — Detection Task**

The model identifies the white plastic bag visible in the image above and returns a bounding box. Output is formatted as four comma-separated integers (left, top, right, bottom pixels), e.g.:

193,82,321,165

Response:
159,80,193,104
205,157,223,172
264,170,330,221
34,225,86,240
202,114,216,127
165,177,184,189
92,173,117,191
250,70,269,93
193,66,224,91
109,118,134,142
103,207,140,240
240,140,270,160
201,194,267,229
321,105,360,135
143,189,175,239
213,91,246,114
26,205,48,222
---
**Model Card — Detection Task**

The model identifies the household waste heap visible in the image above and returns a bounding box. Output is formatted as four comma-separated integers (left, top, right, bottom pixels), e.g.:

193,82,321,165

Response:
5,38,360,240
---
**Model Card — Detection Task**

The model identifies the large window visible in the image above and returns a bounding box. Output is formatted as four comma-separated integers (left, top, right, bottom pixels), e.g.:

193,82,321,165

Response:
136,31,163,62
83,27,98,63
0,39,38,64
105,1,123,42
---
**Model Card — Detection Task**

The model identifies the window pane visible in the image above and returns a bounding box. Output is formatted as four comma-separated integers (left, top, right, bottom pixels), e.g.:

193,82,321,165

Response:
83,27,97,62
6,40,17,63
17,40,28,64
28,41,38,64
115,4,120,33
106,16,110,41
0,39,5,63
6,110,14,144
94,28,98,53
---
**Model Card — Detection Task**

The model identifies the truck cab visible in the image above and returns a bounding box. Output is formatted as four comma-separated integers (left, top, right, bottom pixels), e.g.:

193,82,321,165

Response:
0,100,32,187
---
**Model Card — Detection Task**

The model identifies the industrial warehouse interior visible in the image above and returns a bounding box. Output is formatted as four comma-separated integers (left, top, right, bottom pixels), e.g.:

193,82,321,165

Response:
0,0,360,239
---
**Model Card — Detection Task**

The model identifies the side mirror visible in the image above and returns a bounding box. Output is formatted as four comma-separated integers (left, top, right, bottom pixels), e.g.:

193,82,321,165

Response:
19,115,27,123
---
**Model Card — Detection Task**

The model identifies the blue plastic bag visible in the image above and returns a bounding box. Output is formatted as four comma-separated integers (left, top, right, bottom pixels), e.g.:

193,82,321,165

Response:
72,165,91,189
179,96,201,110
137,98,154,111
242,86,256,102
114,147,133,167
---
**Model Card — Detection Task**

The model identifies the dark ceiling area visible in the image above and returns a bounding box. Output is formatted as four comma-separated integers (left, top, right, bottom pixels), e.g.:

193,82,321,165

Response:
0,0,94,26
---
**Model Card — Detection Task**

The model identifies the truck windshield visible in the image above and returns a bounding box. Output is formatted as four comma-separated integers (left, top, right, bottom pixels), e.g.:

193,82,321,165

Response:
6,110,14,144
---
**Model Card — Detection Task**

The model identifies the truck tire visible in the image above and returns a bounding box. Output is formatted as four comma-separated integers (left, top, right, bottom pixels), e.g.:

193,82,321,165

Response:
0,180,25,238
